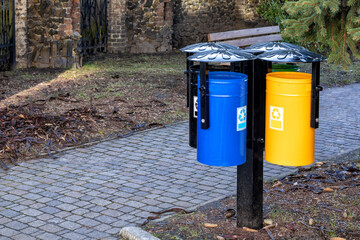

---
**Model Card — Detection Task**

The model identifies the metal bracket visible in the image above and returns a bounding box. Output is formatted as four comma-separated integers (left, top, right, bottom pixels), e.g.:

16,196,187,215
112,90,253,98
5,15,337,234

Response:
199,62,209,129
311,62,322,129
186,53,193,108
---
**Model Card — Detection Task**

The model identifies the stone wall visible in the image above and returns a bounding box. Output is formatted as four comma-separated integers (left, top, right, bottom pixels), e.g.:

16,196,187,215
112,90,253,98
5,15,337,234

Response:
173,0,237,48
108,0,127,53
125,0,173,53
235,0,263,25
13,0,263,68
27,0,81,68
15,0,28,68
172,0,266,49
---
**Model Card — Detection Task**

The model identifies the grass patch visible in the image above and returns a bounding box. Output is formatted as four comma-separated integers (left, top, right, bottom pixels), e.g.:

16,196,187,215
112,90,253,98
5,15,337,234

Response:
298,60,360,87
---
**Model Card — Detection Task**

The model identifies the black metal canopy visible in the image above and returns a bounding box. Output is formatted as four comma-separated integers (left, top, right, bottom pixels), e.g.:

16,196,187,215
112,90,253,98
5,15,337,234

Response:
188,49,257,62
180,42,240,53
257,49,326,63
245,41,307,52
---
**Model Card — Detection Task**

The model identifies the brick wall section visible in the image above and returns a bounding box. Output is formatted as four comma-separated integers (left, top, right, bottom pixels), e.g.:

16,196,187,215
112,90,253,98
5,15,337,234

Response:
108,0,127,53
15,0,28,68
71,0,81,34
27,0,81,68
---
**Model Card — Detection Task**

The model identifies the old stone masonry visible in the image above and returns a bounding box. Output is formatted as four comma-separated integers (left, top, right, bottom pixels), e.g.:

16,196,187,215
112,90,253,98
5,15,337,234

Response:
15,0,264,68
0,84,359,239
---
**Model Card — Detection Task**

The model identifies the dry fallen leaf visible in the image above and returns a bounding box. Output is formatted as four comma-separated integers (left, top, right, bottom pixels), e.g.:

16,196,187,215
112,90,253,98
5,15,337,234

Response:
309,218,314,226
223,235,243,239
343,211,348,218
264,219,273,225
225,209,236,219
272,181,282,188
264,223,277,229
243,227,258,232
204,223,218,228
216,236,225,240
330,238,346,240
324,187,334,192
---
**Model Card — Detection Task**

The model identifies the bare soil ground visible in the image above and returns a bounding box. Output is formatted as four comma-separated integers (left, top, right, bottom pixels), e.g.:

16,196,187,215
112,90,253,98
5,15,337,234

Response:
144,158,360,240
0,52,187,169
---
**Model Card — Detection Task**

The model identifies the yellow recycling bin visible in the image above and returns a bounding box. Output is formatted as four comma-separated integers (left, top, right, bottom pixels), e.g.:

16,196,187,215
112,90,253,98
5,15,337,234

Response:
265,72,314,166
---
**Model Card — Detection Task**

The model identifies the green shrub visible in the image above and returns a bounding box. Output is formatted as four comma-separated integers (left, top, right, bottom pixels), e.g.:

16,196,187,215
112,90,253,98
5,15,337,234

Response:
257,0,288,30
282,0,360,66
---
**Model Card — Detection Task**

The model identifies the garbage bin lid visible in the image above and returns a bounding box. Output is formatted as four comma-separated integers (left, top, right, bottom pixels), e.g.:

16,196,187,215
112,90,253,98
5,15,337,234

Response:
257,49,326,63
187,49,257,62
243,49,265,55
180,42,239,53
245,42,307,52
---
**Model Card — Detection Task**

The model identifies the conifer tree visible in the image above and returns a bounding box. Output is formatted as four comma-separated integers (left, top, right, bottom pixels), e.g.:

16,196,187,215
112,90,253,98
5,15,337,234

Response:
282,0,360,66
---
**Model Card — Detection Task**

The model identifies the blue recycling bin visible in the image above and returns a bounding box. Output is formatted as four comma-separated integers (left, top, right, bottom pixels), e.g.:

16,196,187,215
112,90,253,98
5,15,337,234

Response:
197,71,248,167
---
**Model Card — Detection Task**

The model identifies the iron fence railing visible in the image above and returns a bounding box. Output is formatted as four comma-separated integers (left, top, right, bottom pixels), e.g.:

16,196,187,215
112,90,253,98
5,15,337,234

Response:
0,0,15,71
81,0,108,55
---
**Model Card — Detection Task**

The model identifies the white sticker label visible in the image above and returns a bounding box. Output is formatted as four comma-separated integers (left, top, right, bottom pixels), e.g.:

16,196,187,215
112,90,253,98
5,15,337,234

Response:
270,106,284,131
193,96,198,118
237,106,247,131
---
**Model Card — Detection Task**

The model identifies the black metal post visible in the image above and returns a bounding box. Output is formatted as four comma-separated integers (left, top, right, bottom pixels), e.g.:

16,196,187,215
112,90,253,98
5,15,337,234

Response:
199,62,209,129
311,62,321,129
189,64,198,148
237,59,266,229
185,53,193,108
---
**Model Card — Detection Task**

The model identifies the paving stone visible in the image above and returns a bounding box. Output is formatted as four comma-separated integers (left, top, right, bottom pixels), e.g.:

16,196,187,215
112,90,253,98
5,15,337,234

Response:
59,221,82,231
19,226,38,235
12,233,36,240
54,211,72,219
0,227,18,237
77,218,101,228
0,209,21,218
2,194,21,201
36,232,61,240
58,196,77,204
0,217,12,225
100,209,124,218
39,206,60,215
27,220,45,228
65,215,83,222
90,199,112,206
85,230,112,239
5,221,27,231
38,224,62,233
36,214,54,221
45,200,62,207
56,204,78,211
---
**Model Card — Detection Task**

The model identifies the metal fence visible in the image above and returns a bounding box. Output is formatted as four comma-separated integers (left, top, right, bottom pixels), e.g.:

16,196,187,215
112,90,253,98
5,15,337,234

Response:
0,0,15,71
81,0,108,55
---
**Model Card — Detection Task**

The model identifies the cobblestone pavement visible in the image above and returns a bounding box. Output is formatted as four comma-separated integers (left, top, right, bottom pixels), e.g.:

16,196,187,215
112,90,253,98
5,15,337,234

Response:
1,84,359,240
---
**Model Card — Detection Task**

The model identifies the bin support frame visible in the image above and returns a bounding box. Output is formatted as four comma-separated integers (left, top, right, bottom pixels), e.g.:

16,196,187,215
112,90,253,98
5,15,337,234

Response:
237,59,269,229
186,53,194,108
311,62,321,129
199,62,210,129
